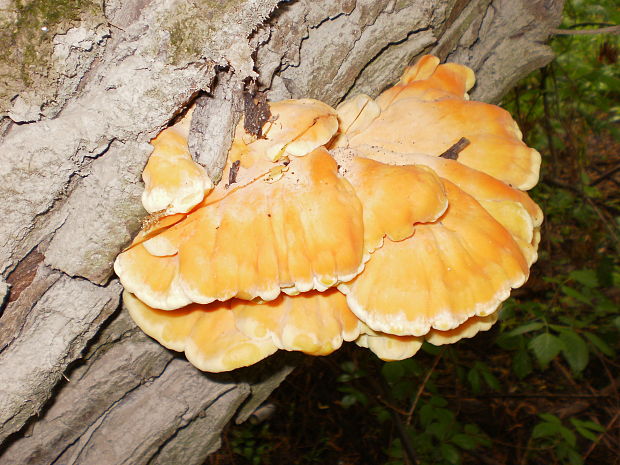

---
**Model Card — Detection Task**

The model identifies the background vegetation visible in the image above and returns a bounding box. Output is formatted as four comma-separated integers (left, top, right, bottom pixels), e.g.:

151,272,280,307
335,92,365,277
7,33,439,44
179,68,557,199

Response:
209,1,619,463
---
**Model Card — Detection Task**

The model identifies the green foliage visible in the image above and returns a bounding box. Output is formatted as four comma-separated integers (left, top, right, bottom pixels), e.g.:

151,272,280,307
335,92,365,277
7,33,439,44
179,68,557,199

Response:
531,414,582,465
499,260,618,376
466,361,501,394
507,0,620,149
230,423,274,465
529,413,607,465
335,356,493,465
337,360,370,407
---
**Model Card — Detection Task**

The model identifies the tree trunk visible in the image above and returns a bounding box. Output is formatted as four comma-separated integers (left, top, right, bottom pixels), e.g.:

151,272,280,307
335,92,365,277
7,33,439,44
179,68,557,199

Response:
0,0,563,463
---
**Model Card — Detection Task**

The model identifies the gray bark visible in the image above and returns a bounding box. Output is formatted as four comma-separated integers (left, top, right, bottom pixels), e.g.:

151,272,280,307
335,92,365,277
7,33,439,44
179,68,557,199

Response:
0,0,563,463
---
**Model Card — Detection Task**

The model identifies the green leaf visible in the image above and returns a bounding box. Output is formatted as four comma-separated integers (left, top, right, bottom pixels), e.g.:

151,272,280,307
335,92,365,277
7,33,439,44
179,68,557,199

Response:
381,362,406,384
596,256,615,287
336,373,353,383
340,361,356,373
579,420,606,433
338,386,368,407
584,332,615,357
513,348,533,379
467,367,481,394
419,404,434,428
529,333,564,367
569,269,598,288
539,413,562,424
598,74,620,92
570,418,606,440
561,285,592,305
440,443,461,464
463,424,479,434
559,425,577,447
429,396,448,408
572,424,598,441
428,422,450,441
386,438,404,459
532,421,561,438
434,408,456,426
566,448,584,465
507,322,545,337
495,333,521,350
370,406,392,424
559,330,589,373
451,433,477,450
421,341,443,355
393,380,415,402
596,298,618,314
340,394,358,408
481,370,501,391
499,302,516,320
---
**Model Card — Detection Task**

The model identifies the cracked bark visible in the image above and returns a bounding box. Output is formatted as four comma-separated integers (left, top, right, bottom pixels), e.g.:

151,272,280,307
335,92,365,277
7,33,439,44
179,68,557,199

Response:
0,0,563,463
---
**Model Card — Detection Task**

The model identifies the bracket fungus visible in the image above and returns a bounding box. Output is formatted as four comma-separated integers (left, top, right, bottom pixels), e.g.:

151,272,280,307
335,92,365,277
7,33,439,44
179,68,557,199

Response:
115,55,543,372
141,108,213,215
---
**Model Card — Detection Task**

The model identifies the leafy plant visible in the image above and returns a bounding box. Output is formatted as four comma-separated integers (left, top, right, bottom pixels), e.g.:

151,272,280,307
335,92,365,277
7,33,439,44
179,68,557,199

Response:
230,423,274,465
499,261,618,376
528,413,606,465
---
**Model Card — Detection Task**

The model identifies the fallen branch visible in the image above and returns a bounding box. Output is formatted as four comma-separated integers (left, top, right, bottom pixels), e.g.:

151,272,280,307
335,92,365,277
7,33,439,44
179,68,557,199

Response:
550,25,620,35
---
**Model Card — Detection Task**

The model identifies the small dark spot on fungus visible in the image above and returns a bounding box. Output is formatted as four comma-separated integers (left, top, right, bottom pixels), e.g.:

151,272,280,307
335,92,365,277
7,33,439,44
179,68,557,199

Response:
243,81,271,137
228,160,240,186
439,137,470,160
283,160,290,166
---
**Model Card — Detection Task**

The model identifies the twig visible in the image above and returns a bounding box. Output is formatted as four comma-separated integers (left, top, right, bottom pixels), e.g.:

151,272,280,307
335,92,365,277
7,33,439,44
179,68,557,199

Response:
582,410,620,461
439,137,470,160
391,408,419,465
494,438,556,451
376,396,411,416
519,436,533,465
584,196,620,245
553,359,594,394
550,25,620,35
406,349,444,425
565,22,617,29
593,352,619,405
590,164,620,186
443,393,612,400
544,177,580,193
464,448,506,465
368,358,419,465
544,178,620,217
540,67,558,176
227,160,240,186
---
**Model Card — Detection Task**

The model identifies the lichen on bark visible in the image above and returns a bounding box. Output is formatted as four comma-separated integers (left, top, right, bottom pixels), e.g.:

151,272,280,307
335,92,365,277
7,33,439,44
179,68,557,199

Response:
0,0,107,119
162,0,256,66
